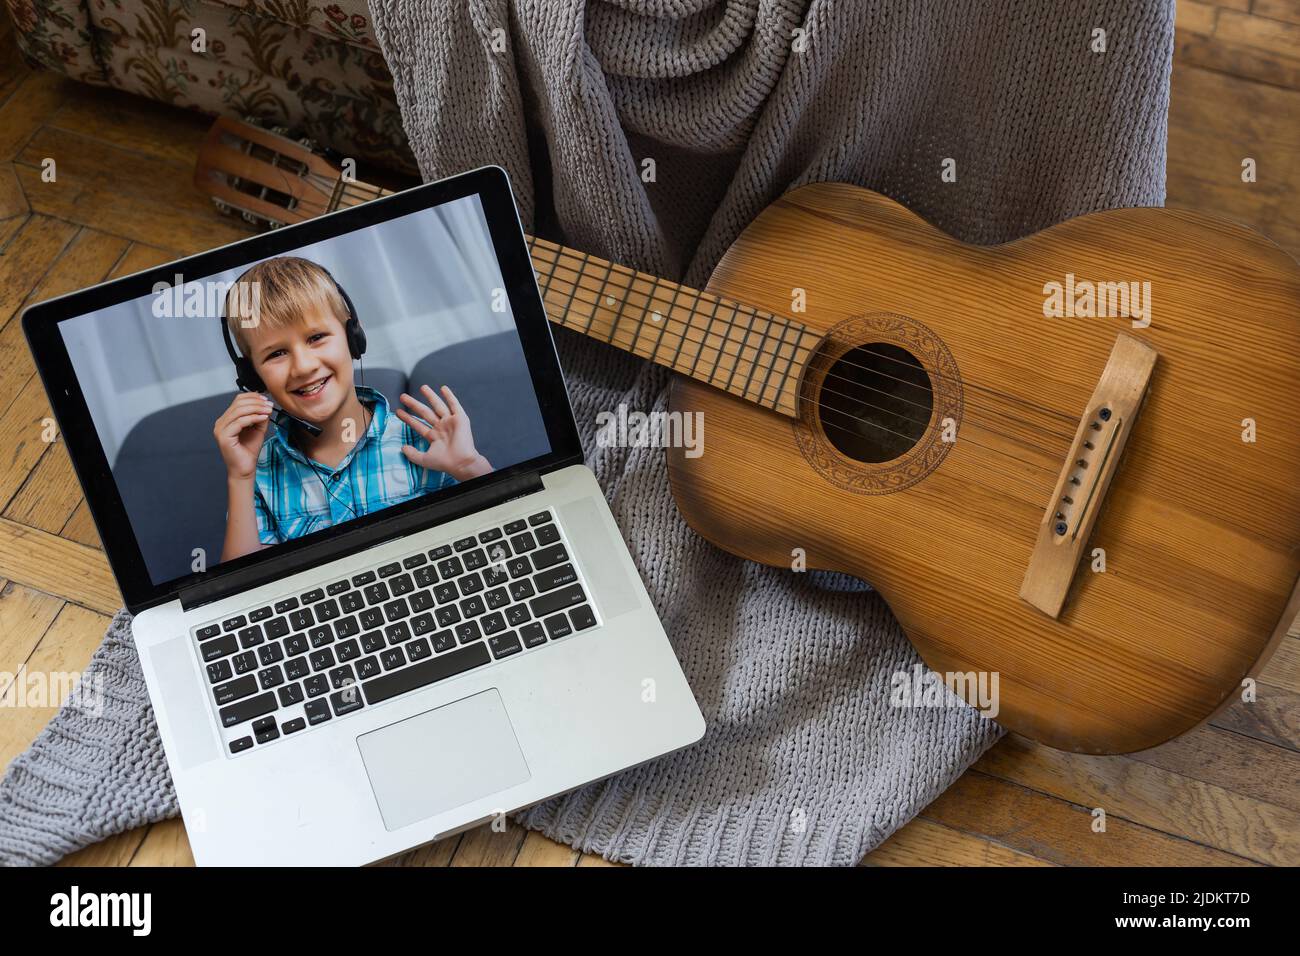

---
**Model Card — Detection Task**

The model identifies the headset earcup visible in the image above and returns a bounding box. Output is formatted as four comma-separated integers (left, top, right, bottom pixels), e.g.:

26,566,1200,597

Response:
236,359,265,393
347,319,367,360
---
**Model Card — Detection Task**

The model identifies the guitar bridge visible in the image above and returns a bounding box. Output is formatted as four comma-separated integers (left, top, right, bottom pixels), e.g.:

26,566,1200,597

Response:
1019,332,1158,618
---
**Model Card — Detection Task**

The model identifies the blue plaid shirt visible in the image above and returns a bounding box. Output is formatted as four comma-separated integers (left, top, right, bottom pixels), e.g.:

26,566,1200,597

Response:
252,386,456,544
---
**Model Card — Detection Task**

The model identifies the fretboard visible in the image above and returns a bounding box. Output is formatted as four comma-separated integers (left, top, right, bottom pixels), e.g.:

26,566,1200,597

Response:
335,181,812,417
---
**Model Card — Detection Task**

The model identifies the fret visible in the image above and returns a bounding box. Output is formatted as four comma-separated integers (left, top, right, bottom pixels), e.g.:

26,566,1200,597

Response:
627,272,663,358
665,283,692,371
533,240,565,312
584,259,616,338
757,314,794,409
558,251,590,326
712,302,741,392
726,304,759,395
660,285,701,373
599,262,639,343
770,323,805,414
688,293,723,384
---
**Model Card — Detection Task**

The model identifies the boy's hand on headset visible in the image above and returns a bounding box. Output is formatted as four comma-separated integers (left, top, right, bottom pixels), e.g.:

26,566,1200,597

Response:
214,392,273,481
397,385,493,481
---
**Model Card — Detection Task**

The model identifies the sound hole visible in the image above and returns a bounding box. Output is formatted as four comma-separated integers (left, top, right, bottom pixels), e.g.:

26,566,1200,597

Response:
818,343,933,463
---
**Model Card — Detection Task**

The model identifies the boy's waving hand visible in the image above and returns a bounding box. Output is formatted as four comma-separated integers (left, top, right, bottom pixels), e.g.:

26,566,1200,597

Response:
396,384,493,481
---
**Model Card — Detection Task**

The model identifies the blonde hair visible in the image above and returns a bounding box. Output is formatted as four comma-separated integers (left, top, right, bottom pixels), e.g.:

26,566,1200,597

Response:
225,256,350,355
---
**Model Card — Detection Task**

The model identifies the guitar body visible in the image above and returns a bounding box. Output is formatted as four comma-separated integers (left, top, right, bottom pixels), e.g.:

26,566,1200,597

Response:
668,182,1300,753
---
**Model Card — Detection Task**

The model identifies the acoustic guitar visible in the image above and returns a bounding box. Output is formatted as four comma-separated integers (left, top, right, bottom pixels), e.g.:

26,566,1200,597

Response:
195,117,1300,754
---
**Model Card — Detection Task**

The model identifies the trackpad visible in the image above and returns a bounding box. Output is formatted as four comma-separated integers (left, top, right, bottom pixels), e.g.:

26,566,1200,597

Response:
357,689,531,832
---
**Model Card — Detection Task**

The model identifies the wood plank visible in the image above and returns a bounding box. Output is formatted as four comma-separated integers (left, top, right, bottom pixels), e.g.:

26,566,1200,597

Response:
0,215,78,328
1129,723,1300,812
974,734,1298,865
449,821,528,867
1177,27,1300,89
0,163,28,221
14,128,251,254
110,241,187,279
375,835,460,867
1254,0,1300,27
1259,634,1300,691
5,442,83,533
127,818,194,866
60,499,101,550
576,852,619,867
1176,0,1219,36
48,85,217,169
1211,683,1300,751
0,517,120,614
919,771,1260,866
56,827,149,867
1215,8,1300,58
862,817,1056,866
513,830,580,867
0,602,112,769
0,579,64,687
0,70,74,163
0,374,58,509
27,227,130,306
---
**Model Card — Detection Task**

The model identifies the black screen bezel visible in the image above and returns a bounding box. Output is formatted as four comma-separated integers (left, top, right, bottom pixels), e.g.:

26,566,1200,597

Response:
21,165,582,613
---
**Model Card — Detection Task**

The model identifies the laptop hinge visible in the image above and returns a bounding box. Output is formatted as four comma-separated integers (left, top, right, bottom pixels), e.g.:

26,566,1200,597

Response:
178,470,546,612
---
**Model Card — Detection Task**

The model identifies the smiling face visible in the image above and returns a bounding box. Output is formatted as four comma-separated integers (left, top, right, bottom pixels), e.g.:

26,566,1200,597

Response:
243,303,355,424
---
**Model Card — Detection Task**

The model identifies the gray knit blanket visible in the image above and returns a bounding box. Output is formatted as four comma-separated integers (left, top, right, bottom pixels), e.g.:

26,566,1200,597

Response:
0,0,1173,866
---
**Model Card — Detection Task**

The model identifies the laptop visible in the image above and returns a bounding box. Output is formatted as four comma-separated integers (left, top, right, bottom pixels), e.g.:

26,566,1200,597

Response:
22,165,705,866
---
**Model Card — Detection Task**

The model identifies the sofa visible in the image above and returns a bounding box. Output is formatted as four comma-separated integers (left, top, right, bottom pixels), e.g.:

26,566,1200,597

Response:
113,332,552,584
6,0,415,173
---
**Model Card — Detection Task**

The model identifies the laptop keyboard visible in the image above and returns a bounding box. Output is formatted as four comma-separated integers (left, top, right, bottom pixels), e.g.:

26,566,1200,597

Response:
190,510,599,756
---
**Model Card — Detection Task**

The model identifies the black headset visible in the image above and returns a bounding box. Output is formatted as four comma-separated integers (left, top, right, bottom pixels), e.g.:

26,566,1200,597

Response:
219,264,368,393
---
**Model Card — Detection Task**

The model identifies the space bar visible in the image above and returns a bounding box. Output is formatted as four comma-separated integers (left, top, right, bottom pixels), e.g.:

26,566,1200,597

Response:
362,643,492,705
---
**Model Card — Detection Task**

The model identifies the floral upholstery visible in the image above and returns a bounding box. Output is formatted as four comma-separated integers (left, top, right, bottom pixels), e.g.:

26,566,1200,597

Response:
4,0,414,173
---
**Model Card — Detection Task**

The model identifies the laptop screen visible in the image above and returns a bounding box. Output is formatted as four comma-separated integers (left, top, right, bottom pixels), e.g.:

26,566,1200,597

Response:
57,192,553,588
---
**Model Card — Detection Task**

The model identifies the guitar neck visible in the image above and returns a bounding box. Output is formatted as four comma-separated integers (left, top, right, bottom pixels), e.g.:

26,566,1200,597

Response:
335,181,816,417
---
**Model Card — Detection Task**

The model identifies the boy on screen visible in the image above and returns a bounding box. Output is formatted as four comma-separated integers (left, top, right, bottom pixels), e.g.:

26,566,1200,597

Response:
214,256,494,562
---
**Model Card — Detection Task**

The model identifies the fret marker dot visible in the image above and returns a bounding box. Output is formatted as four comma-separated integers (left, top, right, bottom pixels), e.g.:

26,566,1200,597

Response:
652,311,663,323
606,295,615,305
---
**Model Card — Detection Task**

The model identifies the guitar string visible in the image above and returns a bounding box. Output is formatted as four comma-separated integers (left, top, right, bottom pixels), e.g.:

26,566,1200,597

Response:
529,245,1080,449
256,183,1066,504
528,249,1074,480
527,241,1081,428
294,180,1079,435
293,180,1078,429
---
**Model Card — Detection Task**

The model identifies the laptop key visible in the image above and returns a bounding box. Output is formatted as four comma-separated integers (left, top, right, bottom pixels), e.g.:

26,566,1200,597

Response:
478,528,503,543
304,675,329,698
249,605,273,622
506,557,531,579
453,536,477,552
411,612,435,636
230,736,254,754
289,608,313,630
222,615,246,632
285,633,309,656
437,556,464,579
428,544,452,560
309,648,335,671
534,564,577,592
458,572,483,596
207,659,232,684
544,613,573,640
334,615,360,639
327,580,350,596
264,616,290,640
506,604,531,627
363,582,390,605
510,531,536,553
362,643,492,705
351,571,376,587
301,588,325,604
435,605,461,627
485,587,510,610
389,573,414,596
433,583,458,604
407,638,432,661
278,683,304,707
356,656,381,680
409,590,434,613
331,688,365,716
485,541,511,563
336,639,361,662
359,607,384,630
504,519,527,534
385,621,412,645
361,631,385,654
432,630,456,653
285,656,309,681
258,665,284,690
483,565,509,588
383,598,409,622
463,548,488,571
570,605,597,631
329,665,356,689
238,625,264,649
304,699,331,725
459,596,486,618
340,591,364,613
219,692,276,728
232,651,258,675
378,562,401,577
314,598,340,621
414,566,438,588
528,511,551,526
530,584,586,618
196,623,221,641
480,612,507,636
213,675,257,707
508,580,535,601
380,647,407,671
274,597,299,614
403,553,428,569
530,544,569,571
488,631,523,659
258,642,284,666
308,625,333,648
519,622,547,648
253,716,279,744
455,620,482,644
201,635,238,662
534,523,561,546
282,717,306,735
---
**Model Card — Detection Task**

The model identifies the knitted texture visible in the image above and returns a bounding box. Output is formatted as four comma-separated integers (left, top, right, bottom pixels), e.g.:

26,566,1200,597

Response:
0,0,1172,866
